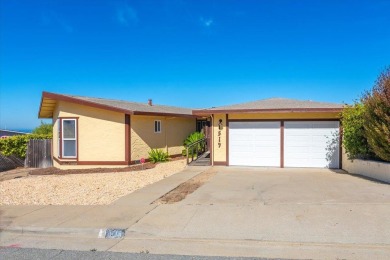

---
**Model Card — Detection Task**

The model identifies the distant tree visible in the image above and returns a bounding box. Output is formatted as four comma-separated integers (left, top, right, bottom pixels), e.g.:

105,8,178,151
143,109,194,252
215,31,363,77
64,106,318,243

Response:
363,67,390,162
32,121,52,135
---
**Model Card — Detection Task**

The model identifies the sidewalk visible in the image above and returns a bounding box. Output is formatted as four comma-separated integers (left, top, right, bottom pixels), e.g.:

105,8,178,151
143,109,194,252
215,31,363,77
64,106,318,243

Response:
0,166,209,237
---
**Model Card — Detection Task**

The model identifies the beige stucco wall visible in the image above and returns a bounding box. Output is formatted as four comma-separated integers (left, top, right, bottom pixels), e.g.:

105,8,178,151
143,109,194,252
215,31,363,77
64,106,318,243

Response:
342,148,390,183
228,112,340,120
212,114,227,163
131,115,195,161
53,101,125,163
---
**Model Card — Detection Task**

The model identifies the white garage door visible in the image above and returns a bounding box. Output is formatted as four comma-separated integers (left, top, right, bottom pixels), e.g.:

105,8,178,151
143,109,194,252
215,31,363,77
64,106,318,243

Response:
229,122,280,167
284,121,340,168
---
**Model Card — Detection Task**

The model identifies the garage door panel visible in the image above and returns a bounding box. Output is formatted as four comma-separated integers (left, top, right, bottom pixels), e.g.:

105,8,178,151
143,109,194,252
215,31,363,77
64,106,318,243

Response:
284,121,339,168
229,122,280,167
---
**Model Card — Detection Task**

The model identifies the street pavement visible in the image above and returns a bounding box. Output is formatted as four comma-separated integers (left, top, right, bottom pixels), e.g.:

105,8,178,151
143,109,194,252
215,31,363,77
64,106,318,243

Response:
0,248,285,260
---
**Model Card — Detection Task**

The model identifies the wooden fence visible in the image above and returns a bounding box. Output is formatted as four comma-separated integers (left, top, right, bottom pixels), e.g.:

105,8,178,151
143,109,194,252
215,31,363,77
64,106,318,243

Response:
25,139,53,168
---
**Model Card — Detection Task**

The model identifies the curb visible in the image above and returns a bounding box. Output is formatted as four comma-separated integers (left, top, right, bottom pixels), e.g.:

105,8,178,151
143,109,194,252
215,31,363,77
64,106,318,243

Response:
1,226,105,238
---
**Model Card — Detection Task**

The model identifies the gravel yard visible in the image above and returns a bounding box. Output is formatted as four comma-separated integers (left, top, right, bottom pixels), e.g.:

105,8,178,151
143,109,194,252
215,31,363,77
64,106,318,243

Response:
0,159,186,206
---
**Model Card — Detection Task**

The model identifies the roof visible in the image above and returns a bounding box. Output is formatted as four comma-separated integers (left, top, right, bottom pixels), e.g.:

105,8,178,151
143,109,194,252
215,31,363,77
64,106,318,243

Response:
38,92,195,118
0,129,28,137
193,98,344,115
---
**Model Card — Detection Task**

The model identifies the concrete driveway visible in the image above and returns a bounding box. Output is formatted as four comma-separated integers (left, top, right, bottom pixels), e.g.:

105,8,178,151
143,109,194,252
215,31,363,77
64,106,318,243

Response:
128,167,390,248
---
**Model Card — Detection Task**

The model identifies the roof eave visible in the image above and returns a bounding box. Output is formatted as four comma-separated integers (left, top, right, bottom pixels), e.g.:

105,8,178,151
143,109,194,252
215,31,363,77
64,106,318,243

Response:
193,108,343,115
38,91,134,119
133,111,197,118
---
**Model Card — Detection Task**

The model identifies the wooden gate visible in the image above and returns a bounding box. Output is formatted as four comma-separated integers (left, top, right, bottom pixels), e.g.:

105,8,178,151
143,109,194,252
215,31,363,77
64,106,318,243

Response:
25,139,53,168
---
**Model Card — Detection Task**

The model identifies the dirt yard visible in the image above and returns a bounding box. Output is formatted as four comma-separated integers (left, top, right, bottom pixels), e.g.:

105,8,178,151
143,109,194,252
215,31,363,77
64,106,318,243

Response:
153,167,217,204
0,159,187,206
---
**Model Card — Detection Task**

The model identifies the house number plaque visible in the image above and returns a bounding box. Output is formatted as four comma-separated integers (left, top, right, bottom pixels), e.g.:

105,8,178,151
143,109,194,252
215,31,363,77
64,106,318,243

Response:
218,119,223,148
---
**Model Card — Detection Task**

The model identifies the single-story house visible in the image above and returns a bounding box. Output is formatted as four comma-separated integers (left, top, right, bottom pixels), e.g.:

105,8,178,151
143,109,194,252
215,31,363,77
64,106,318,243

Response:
38,92,343,169
38,92,201,169
193,98,343,169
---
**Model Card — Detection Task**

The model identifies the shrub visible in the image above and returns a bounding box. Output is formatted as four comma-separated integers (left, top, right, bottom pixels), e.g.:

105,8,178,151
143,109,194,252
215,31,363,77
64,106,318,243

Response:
363,66,390,161
183,132,205,147
0,134,52,158
148,149,169,163
341,102,374,160
32,121,53,135
183,132,206,156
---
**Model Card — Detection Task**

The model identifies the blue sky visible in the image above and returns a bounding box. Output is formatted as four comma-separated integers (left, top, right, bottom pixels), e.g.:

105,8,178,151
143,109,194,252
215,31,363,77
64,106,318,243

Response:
1,0,389,130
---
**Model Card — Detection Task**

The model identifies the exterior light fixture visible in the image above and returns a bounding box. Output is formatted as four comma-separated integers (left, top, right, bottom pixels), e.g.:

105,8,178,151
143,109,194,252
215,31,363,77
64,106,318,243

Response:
218,119,223,130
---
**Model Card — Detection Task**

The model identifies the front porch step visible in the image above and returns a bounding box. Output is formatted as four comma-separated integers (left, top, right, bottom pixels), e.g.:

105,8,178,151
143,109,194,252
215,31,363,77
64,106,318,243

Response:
189,151,211,166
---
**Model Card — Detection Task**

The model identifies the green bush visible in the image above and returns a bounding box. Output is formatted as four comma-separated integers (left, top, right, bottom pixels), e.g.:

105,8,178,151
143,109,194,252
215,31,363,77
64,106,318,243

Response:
183,132,205,147
363,67,390,162
148,149,169,163
32,121,53,135
0,134,52,158
341,103,374,160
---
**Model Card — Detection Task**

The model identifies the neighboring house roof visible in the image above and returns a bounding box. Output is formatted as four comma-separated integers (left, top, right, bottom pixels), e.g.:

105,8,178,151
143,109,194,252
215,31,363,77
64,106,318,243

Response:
0,129,28,137
193,98,344,115
38,92,195,118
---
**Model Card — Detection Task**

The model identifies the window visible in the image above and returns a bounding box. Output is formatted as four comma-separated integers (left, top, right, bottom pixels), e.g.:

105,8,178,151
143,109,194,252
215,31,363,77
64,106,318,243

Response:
61,119,77,158
154,120,161,133
58,121,61,157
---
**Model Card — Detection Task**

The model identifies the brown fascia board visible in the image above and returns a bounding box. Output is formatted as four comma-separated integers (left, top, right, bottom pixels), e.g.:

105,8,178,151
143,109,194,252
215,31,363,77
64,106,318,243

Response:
133,111,197,118
40,92,133,117
39,91,195,118
192,108,343,115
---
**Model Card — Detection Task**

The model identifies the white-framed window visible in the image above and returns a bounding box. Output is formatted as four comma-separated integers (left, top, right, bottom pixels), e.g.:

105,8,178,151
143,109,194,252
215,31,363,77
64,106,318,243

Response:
154,120,161,133
58,120,61,157
61,118,77,158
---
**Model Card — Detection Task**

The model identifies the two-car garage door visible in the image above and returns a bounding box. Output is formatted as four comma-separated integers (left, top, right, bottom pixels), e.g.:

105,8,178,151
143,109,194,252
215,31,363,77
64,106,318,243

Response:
229,121,339,168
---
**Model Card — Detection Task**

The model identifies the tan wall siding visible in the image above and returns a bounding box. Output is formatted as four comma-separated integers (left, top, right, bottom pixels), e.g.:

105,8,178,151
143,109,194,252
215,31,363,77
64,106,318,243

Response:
228,112,340,120
212,114,227,163
56,101,125,162
52,105,60,158
131,116,195,161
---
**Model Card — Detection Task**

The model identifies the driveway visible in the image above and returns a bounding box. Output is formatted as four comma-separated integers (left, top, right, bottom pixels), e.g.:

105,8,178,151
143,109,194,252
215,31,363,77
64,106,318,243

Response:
128,167,390,245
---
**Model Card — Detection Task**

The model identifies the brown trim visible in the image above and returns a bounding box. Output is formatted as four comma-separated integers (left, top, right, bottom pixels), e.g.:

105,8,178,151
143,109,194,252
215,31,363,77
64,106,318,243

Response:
226,114,229,166
125,114,131,165
77,161,128,165
54,154,183,166
193,108,343,116
130,153,183,165
58,117,79,161
76,118,79,162
133,111,197,118
39,91,195,119
213,161,227,166
40,92,132,117
53,156,61,164
280,121,284,168
339,123,343,169
59,118,62,159
54,157,128,166
210,114,213,165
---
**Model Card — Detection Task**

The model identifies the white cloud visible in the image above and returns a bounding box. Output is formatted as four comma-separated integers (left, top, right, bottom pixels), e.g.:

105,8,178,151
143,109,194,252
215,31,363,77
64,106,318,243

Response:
116,3,138,26
200,17,213,27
